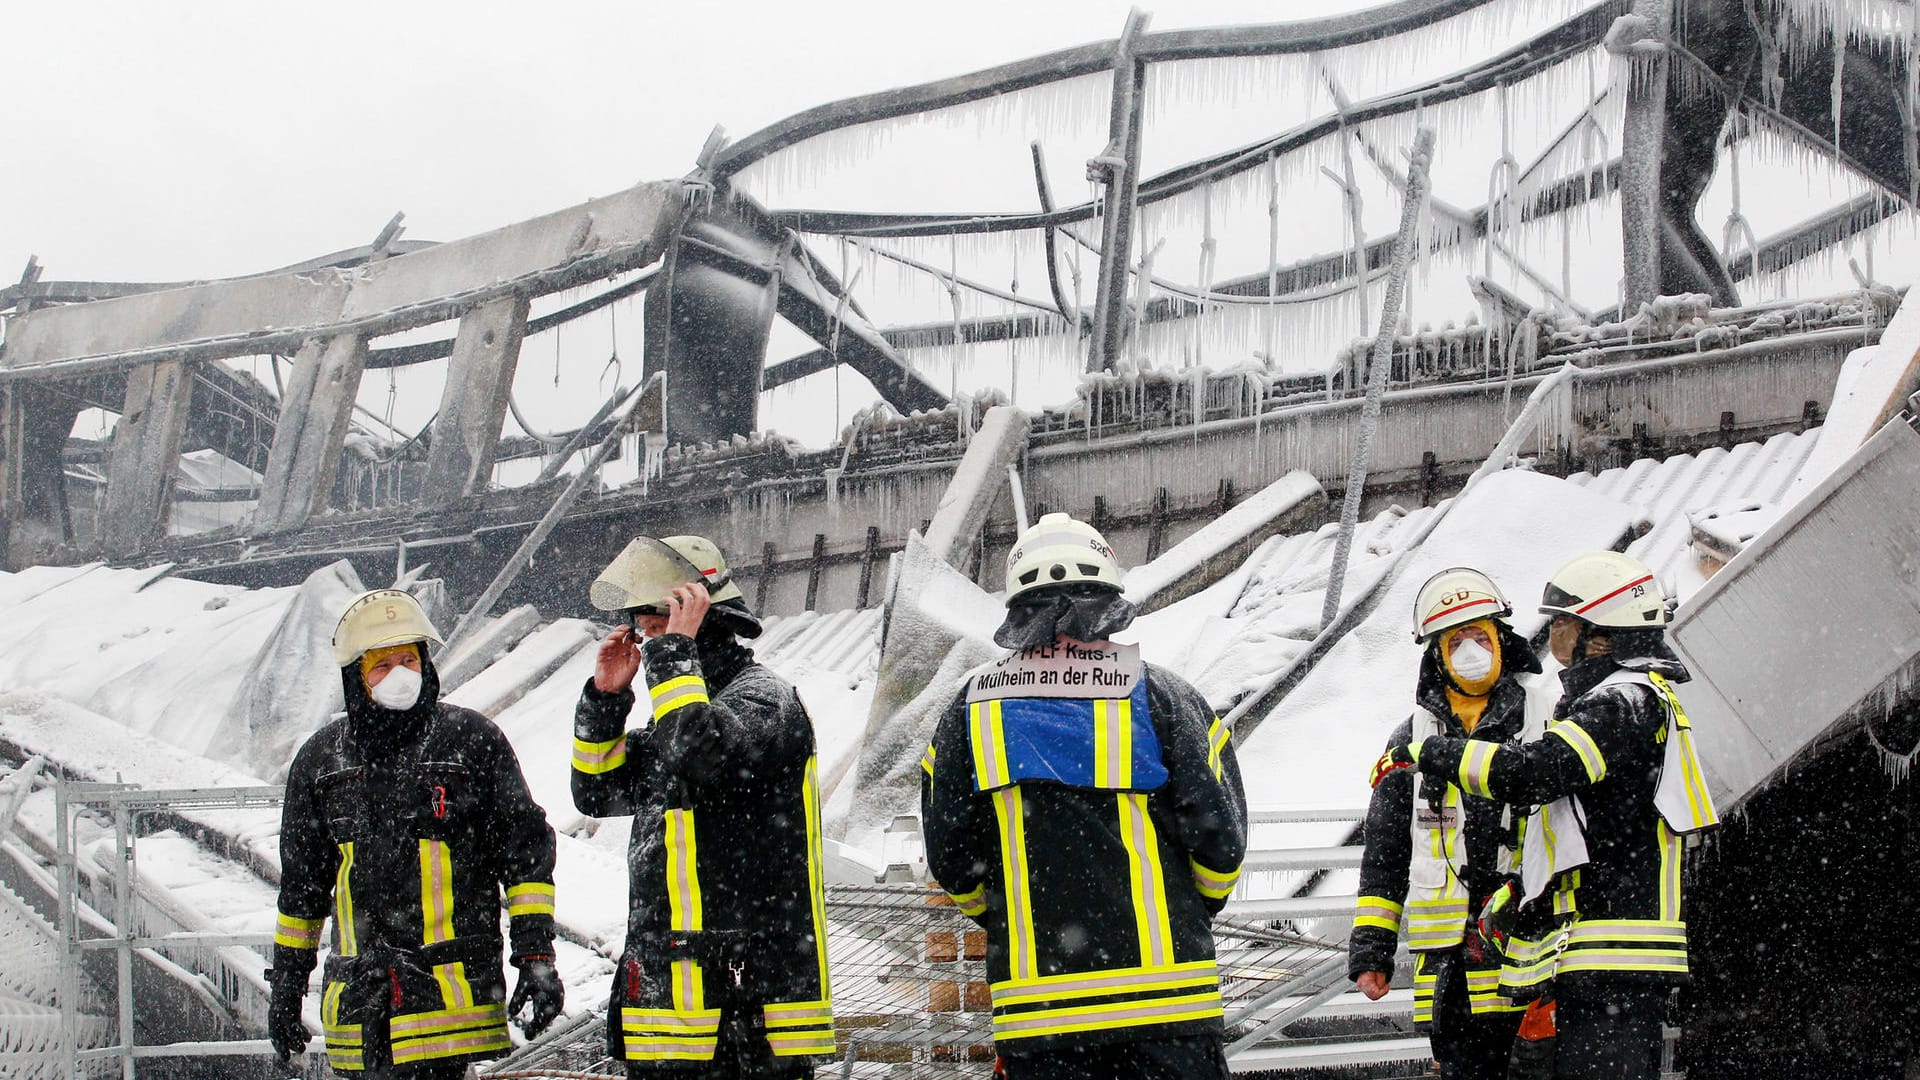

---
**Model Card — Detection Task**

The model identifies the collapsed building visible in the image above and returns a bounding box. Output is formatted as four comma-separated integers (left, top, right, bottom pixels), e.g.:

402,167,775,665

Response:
1,0,1919,1075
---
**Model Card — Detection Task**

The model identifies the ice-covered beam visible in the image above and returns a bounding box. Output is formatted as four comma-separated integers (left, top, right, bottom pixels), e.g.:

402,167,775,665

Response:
100,360,195,557
1122,471,1326,615
922,406,1031,571
715,0,1511,177
1088,10,1151,374
0,181,687,380
423,297,530,507
252,334,369,534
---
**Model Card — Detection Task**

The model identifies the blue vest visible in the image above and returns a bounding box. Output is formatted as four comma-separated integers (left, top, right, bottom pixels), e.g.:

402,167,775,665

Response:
966,665,1164,793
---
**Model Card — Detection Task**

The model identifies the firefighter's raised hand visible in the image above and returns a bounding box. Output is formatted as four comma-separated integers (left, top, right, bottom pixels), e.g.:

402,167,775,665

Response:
663,583,710,638
595,627,643,694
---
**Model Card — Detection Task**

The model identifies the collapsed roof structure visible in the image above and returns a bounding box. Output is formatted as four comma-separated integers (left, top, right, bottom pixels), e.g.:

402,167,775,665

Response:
1,0,1918,1076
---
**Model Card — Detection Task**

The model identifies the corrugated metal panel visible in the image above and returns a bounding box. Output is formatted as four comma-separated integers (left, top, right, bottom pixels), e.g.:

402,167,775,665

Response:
1566,429,1823,603
1669,418,1920,806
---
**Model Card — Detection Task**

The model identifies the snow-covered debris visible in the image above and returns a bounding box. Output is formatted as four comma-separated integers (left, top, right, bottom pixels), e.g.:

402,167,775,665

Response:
1122,470,1324,613
222,561,365,779
1780,287,1920,504
445,618,599,718
1688,501,1785,563
840,533,1003,851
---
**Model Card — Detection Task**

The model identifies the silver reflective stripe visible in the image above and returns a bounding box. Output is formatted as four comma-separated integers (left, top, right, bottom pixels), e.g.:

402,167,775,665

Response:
991,991,1223,1035
990,961,1218,1004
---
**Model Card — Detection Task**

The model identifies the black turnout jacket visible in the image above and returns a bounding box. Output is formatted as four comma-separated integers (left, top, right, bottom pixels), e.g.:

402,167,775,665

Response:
571,631,834,1070
274,667,557,1075
921,658,1247,1057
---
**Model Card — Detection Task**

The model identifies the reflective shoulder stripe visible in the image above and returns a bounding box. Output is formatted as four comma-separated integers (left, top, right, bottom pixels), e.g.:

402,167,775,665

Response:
1188,856,1240,901
504,881,555,917
1457,741,1499,797
572,735,627,774
1548,720,1607,782
1206,718,1231,781
971,700,1012,791
650,674,710,721
274,912,324,950
1352,895,1404,933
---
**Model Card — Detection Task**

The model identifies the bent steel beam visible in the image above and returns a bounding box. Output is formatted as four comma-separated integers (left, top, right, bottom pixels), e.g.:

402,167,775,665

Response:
0,181,689,381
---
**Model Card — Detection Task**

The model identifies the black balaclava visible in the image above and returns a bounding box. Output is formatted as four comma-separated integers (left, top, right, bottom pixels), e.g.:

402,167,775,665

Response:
994,582,1138,651
340,644,440,759
692,620,755,693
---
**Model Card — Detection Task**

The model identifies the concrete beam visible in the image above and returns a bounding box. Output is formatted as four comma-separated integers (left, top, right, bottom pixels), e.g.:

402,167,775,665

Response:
100,360,195,557
1,180,687,379
423,296,529,505
922,406,1031,568
253,334,369,533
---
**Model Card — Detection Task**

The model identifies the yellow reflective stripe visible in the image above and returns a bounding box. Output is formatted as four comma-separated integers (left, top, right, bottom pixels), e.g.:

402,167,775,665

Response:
671,958,705,1014
1457,741,1498,797
1412,958,1436,1024
665,808,703,932
763,1000,833,1024
274,912,324,950
990,960,1218,1003
1207,718,1230,781
972,700,1011,790
763,998,836,1056
418,839,455,945
505,881,556,917
1557,951,1690,974
1405,896,1470,950
801,757,832,1001
621,1005,722,1062
1566,919,1687,942
333,842,357,957
1658,820,1682,922
947,881,987,917
1117,793,1173,968
919,742,937,777
572,735,627,774
432,961,474,1010
1550,720,1607,782
1188,856,1241,900
650,674,710,721
1651,672,1719,830
387,1002,510,1063
1093,698,1133,788
993,991,1224,1040
994,786,1037,980
1352,895,1404,933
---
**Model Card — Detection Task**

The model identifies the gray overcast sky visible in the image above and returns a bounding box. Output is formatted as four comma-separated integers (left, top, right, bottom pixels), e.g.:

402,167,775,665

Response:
4,1,1377,284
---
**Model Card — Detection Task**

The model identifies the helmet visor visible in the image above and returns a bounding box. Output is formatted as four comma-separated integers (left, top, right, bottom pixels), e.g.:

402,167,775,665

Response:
590,537,730,613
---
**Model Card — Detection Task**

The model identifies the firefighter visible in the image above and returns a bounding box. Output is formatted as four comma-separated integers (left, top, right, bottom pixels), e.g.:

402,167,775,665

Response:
1378,551,1719,1080
920,513,1248,1080
268,589,563,1078
1352,568,1541,1080
572,535,834,1079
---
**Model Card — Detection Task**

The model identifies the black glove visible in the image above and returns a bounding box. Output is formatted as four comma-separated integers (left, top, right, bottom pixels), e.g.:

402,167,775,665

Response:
508,957,565,1040
264,968,310,1065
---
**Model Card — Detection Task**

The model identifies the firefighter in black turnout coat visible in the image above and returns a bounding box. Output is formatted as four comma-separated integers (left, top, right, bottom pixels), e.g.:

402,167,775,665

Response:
921,513,1248,1080
572,535,834,1079
1381,552,1720,1080
268,589,562,1078
1352,568,1541,1080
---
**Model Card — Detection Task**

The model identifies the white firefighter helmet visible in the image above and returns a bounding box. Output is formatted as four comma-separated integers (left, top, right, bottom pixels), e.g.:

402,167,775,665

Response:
1412,567,1513,643
1539,550,1667,629
332,589,443,667
589,534,744,613
1004,512,1123,604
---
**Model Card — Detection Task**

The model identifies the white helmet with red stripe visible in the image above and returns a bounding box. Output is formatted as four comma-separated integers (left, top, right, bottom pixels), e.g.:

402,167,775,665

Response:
1412,567,1513,643
1539,550,1666,629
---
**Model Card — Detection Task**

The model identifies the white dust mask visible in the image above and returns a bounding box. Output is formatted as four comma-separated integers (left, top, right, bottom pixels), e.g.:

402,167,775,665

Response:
1449,638,1495,683
370,665,424,710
